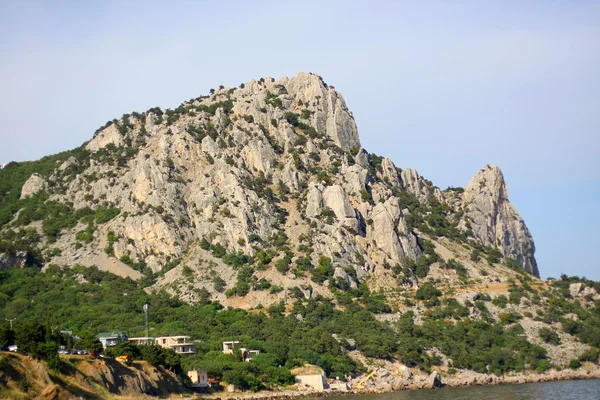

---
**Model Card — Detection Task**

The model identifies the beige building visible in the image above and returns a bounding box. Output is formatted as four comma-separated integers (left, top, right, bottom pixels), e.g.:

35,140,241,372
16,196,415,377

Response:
155,336,196,355
187,370,208,388
128,335,196,355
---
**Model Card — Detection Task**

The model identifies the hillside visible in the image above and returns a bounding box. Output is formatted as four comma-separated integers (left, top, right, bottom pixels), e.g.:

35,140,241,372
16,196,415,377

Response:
0,73,599,394
0,352,185,399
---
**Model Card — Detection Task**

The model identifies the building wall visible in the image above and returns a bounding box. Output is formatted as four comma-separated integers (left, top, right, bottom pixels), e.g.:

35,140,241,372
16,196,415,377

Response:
294,374,327,391
187,370,208,387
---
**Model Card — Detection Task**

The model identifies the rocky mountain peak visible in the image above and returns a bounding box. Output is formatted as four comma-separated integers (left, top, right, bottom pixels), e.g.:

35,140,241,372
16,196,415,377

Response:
463,164,538,276
463,164,507,204
1,73,541,307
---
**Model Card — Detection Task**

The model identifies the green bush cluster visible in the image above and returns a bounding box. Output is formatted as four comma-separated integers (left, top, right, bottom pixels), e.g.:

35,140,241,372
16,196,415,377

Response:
396,311,549,375
538,327,561,345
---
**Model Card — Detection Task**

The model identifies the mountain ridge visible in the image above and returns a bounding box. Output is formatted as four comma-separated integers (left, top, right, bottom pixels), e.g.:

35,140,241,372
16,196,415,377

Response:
1,72,538,307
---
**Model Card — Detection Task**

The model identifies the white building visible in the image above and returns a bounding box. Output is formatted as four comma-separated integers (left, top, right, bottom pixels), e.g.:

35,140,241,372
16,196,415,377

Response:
222,340,241,354
128,336,154,345
97,331,128,348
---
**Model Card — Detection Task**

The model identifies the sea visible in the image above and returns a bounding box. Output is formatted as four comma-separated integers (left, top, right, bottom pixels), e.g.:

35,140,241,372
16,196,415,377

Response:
319,379,600,400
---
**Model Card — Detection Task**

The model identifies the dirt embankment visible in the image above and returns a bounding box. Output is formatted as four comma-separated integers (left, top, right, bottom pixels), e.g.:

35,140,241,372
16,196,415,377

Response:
0,353,187,399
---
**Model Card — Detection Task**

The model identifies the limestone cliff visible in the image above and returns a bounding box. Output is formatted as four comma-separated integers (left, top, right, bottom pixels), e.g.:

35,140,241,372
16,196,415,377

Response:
0,72,539,305
462,164,538,276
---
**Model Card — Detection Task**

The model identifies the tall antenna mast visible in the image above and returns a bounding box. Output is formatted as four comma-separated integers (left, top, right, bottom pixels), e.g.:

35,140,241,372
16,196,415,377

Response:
5,318,16,330
143,303,149,345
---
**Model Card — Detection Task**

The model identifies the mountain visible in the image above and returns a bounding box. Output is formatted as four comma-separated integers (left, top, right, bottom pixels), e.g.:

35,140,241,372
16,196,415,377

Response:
1,72,538,305
2,73,600,394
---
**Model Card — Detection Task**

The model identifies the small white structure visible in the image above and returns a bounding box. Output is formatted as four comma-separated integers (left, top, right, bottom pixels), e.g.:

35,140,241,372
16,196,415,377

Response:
222,340,241,354
97,331,127,348
187,370,208,388
128,336,154,345
291,364,328,392
241,348,260,362
329,382,350,391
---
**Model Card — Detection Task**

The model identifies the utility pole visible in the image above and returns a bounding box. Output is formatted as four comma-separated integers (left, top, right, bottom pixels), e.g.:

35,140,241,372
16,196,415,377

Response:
143,303,149,345
5,318,16,330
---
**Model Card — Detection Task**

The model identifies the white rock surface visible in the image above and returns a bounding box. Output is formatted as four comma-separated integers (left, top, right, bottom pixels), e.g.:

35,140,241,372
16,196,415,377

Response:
20,173,46,199
463,164,538,276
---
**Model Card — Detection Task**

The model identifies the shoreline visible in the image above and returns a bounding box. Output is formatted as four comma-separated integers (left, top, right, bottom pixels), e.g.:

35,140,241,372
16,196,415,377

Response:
192,366,600,400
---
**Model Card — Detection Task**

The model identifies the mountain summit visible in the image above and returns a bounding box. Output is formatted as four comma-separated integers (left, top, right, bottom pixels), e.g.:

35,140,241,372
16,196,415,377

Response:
1,72,537,306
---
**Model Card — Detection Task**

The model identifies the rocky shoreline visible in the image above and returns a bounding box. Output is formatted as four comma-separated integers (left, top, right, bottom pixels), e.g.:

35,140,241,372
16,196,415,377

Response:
193,366,600,400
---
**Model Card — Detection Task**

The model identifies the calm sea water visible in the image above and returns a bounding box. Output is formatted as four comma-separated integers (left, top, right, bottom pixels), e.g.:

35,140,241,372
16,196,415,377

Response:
321,379,600,400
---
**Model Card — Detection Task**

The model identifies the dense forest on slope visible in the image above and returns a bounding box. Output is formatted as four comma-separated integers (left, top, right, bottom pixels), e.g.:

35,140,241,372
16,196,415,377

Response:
1,264,599,390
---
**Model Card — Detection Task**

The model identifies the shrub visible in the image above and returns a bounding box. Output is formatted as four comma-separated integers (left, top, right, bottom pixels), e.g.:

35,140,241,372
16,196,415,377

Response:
569,359,582,369
579,348,599,363
275,259,290,274
213,276,226,292
492,295,508,309
539,327,561,345
536,359,551,373
415,283,441,301
95,206,120,224
499,312,521,325
486,248,503,265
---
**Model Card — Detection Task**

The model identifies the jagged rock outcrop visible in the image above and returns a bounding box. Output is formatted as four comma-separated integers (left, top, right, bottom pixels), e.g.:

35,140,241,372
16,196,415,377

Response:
367,199,419,265
462,164,538,276
20,173,46,199
0,250,29,269
86,123,125,152
400,168,443,202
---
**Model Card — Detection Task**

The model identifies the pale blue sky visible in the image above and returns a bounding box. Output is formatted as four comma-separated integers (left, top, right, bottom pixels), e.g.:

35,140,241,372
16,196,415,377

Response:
1,1,598,279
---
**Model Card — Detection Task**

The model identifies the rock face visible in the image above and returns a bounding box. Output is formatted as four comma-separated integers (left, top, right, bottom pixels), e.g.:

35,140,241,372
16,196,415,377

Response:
462,165,538,276
86,123,125,152
283,72,360,151
1,72,540,305
20,173,46,199
0,250,29,269
400,168,442,202
425,371,443,389
0,352,185,399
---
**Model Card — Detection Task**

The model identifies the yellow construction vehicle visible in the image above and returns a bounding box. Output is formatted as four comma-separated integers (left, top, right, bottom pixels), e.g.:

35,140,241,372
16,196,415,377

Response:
116,355,131,364
354,370,377,389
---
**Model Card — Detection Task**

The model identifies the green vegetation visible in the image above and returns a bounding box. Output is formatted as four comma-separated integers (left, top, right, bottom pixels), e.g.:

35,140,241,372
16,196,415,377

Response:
396,311,548,375
539,327,561,345
0,146,90,229
0,265,402,384
265,92,282,108
415,283,442,301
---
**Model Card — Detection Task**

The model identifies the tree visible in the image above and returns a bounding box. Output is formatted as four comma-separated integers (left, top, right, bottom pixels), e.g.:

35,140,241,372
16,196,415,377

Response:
415,283,441,300
15,321,46,358
162,348,182,372
139,344,163,365
112,340,141,359
0,325,15,347
78,331,103,355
